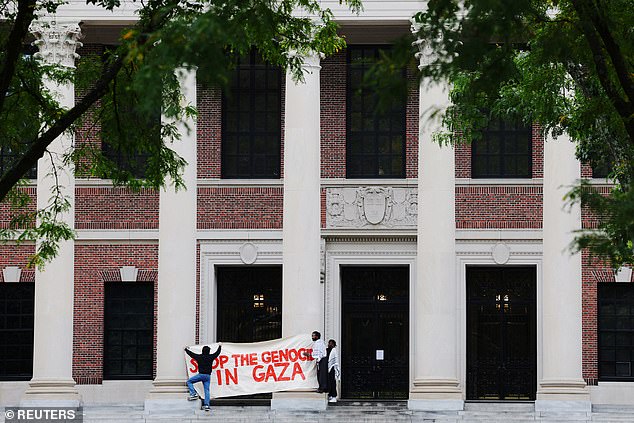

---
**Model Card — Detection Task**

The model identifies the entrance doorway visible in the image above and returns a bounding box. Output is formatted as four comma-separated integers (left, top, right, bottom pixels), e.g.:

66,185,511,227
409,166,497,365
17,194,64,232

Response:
341,266,409,399
466,266,537,400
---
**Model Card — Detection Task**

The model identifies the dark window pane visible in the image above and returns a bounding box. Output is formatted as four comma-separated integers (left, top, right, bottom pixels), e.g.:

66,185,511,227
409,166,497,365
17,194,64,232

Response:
598,284,634,381
472,118,531,178
347,46,406,178
222,50,281,178
0,283,34,380
104,282,153,380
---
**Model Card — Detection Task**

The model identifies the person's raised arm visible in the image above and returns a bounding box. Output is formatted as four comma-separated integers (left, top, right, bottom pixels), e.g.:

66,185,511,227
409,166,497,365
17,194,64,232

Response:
210,343,222,360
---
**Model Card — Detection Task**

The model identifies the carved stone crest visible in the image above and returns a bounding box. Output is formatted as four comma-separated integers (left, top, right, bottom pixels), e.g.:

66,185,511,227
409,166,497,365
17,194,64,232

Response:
360,187,389,224
326,187,417,229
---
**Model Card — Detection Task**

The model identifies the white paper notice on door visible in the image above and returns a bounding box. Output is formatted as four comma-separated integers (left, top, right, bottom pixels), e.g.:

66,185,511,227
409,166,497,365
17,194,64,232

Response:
376,350,384,360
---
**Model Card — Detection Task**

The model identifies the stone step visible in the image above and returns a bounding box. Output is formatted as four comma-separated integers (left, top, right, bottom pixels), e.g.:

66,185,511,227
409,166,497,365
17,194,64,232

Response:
73,405,634,423
464,402,535,412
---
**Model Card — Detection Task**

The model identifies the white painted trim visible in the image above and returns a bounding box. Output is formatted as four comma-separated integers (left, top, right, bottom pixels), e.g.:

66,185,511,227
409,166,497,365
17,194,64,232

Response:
76,230,159,240
199,239,283,343
197,230,283,240
456,240,543,399
321,178,418,187
324,239,417,394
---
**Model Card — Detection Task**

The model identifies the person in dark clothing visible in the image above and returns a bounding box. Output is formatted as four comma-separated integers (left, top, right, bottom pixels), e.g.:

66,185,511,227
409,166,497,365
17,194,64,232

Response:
326,339,340,403
310,331,328,393
184,343,222,411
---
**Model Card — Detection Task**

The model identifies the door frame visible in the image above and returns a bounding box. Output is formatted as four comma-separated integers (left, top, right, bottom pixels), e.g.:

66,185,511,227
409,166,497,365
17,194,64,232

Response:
464,265,537,400
457,246,543,401
340,265,410,399
199,236,283,344
324,237,417,398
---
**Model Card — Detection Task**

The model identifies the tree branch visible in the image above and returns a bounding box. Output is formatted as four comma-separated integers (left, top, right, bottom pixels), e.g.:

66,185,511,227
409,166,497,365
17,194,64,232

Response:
0,3,177,202
570,0,634,143
0,53,125,203
590,0,634,105
0,0,37,114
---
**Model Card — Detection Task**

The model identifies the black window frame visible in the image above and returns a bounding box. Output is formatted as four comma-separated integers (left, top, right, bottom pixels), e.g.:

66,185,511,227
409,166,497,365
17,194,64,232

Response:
100,45,159,179
346,45,407,179
598,283,634,381
103,281,154,380
0,282,34,381
221,50,282,179
471,118,532,179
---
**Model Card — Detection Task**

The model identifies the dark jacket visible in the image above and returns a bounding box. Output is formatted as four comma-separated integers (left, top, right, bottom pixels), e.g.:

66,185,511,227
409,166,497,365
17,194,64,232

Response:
185,345,222,375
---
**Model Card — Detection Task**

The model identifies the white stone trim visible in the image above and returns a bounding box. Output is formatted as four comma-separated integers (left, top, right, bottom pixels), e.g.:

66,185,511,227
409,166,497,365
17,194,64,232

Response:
324,239,417,393
199,239,283,344
2,266,22,283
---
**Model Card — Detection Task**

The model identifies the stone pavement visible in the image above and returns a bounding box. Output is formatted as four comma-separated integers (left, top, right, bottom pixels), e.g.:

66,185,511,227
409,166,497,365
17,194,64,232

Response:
5,401,633,423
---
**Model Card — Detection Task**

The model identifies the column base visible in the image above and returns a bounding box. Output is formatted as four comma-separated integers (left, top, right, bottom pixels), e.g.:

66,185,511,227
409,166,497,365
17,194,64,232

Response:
535,378,591,412
20,378,82,407
144,378,197,414
271,391,327,410
408,378,463,411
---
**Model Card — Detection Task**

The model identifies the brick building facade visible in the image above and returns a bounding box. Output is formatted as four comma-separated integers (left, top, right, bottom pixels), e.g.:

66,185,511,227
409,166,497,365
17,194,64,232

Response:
1,0,633,413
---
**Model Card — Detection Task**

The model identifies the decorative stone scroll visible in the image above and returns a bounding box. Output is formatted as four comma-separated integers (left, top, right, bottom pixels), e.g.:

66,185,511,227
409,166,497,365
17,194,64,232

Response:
31,18,83,68
326,187,417,229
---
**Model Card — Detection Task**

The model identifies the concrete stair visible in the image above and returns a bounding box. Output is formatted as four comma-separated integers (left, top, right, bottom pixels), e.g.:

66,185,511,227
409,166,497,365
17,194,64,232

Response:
27,402,634,423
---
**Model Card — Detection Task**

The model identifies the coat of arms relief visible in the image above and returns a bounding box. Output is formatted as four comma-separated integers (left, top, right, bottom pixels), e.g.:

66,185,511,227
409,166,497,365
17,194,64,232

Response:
326,187,417,229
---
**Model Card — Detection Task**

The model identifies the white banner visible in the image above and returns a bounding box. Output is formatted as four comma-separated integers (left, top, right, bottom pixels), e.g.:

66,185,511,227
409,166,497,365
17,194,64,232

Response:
184,334,318,398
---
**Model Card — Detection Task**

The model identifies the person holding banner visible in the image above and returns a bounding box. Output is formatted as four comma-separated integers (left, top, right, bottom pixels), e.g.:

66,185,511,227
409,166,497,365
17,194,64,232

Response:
184,343,222,411
327,339,340,403
310,331,328,393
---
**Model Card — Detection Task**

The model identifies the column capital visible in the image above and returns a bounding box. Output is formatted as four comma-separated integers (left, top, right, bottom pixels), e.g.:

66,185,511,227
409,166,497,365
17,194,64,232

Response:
410,19,438,71
30,17,83,68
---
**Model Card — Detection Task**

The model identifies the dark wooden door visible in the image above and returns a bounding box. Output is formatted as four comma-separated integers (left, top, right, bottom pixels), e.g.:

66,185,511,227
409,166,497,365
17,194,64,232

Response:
342,266,409,399
466,266,536,400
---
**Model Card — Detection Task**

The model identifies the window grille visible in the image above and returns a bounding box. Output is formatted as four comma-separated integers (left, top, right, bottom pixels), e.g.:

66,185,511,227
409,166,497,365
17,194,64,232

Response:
103,282,154,379
472,118,532,178
346,46,406,178
0,283,34,381
222,50,281,178
598,283,634,381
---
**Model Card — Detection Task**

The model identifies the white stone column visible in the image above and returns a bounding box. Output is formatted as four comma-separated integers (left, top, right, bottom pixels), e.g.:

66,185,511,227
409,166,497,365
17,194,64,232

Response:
21,18,82,407
408,34,463,412
145,69,198,413
271,52,324,410
536,131,590,412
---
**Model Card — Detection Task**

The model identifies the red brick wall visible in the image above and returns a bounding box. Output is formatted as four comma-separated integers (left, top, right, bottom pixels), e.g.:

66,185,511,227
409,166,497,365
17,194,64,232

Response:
75,44,104,176
405,67,419,179
75,187,158,229
197,187,283,229
73,244,158,384
197,85,221,179
321,51,346,178
455,186,543,229
0,187,36,229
